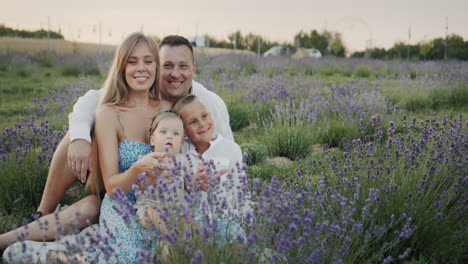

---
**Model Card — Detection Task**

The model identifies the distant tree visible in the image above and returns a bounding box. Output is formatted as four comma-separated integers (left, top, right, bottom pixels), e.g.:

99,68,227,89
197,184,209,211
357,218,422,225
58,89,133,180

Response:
351,51,365,58
228,30,243,50
368,48,388,59
425,38,445,60
309,30,329,55
329,32,346,57
204,34,231,49
293,30,309,50
388,42,408,59
447,34,468,60
243,33,258,51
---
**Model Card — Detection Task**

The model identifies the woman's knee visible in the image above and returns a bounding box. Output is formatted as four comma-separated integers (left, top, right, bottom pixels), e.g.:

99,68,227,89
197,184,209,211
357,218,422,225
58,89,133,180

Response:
77,195,101,222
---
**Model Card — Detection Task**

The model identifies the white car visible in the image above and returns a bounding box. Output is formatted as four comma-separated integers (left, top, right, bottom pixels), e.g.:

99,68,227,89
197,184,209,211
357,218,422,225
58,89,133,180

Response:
263,46,291,56
305,48,322,58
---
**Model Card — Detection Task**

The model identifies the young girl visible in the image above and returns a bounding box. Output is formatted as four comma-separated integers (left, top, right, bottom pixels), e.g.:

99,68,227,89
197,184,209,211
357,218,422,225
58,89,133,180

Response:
173,94,252,245
135,110,186,231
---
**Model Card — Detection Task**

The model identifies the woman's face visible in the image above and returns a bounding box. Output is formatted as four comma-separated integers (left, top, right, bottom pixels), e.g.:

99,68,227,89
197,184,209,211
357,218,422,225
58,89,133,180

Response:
125,42,157,92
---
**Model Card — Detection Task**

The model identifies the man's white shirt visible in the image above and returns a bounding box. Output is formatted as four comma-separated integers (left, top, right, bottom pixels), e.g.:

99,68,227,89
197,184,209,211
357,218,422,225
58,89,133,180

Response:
68,81,233,143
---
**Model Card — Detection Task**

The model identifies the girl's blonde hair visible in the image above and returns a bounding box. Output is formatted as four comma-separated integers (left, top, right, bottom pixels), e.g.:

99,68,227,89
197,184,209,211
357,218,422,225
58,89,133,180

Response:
86,32,160,196
149,110,182,138
100,32,160,105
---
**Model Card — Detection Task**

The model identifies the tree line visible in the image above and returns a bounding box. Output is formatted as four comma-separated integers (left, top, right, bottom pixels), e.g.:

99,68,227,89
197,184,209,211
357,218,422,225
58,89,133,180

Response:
204,30,468,60
351,34,468,60
202,29,346,57
0,25,64,40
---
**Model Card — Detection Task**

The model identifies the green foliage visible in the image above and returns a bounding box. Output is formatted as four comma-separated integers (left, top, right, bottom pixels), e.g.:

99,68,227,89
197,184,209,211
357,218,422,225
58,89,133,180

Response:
301,117,467,261
264,124,315,160
352,34,468,60
61,63,81,77
353,64,372,78
317,120,360,148
447,84,468,109
15,65,31,78
399,85,468,112
240,142,268,165
329,32,346,57
0,152,48,214
294,30,329,55
401,95,430,112
0,61,8,71
0,25,64,39
247,161,296,182
83,66,101,76
318,65,337,76
33,52,56,68
227,103,251,131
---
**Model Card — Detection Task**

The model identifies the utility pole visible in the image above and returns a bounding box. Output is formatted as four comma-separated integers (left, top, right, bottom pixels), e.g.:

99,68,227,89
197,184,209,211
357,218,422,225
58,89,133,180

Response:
407,26,411,60
444,17,448,60
47,16,51,53
99,21,102,54
257,37,261,55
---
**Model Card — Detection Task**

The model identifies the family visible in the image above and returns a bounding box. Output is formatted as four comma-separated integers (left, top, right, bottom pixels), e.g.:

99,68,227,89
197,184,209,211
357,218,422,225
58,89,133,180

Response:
1,33,251,263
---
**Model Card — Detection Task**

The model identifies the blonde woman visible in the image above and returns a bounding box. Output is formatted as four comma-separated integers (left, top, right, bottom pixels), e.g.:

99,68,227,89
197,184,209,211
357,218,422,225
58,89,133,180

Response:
76,32,168,263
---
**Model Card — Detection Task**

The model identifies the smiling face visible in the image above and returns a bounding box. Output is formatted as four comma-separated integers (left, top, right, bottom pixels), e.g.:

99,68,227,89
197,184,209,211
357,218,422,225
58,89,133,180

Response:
159,45,196,102
150,117,184,156
125,42,157,93
178,99,215,151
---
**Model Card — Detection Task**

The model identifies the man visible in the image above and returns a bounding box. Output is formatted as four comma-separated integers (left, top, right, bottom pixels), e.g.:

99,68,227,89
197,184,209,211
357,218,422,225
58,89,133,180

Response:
0,35,233,250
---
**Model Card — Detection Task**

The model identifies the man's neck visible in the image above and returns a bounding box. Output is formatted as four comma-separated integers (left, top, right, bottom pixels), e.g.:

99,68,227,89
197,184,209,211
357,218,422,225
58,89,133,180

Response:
159,86,193,104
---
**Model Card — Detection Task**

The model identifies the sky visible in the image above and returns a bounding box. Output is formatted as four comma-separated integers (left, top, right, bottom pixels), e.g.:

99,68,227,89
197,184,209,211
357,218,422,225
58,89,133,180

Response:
1,0,467,53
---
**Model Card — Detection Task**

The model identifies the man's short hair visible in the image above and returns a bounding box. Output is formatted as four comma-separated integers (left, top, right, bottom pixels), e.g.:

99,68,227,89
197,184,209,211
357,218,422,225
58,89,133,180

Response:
159,35,194,62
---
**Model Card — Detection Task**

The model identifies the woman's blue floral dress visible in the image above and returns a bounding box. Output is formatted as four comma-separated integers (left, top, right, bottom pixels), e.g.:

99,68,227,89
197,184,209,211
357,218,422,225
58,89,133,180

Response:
84,140,156,263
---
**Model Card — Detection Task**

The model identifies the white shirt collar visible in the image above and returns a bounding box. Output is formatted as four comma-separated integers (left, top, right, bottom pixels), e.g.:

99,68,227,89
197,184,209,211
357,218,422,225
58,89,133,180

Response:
187,134,223,156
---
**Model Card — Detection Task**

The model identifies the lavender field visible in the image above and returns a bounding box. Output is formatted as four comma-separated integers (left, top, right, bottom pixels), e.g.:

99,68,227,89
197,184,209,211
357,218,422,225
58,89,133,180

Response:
0,52,467,263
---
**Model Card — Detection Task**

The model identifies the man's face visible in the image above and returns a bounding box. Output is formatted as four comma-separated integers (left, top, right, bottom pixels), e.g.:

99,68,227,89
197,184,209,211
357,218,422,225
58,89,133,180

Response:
159,45,196,102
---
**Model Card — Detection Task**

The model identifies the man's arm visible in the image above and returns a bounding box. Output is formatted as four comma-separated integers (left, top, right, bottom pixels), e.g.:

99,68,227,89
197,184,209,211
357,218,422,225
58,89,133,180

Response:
68,89,103,143
67,89,102,182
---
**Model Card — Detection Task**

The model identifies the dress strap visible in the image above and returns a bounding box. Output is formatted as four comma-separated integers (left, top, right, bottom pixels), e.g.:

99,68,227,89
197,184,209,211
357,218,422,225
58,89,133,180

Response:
113,106,128,141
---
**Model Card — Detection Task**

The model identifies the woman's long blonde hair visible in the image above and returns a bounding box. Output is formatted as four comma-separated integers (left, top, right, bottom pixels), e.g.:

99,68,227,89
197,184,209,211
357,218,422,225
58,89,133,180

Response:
86,32,160,196
100,32,160,105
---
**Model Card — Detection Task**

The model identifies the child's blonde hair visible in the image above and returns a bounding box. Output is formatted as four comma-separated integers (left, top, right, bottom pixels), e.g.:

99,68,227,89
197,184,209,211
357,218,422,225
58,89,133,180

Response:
149,110,182,138
172,94,198,115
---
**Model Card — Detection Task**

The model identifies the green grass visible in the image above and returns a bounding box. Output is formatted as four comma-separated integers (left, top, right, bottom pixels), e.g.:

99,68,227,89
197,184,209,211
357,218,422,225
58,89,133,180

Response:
0,66,103,130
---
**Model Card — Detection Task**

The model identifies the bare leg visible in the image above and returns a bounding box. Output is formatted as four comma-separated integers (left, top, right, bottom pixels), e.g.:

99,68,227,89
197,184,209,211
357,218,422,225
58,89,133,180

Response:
37,132,77,215
47,250,85,264
0,195,101,249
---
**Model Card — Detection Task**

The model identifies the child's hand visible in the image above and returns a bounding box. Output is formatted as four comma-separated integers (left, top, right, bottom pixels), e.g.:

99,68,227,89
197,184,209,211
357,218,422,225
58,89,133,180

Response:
136,151,170,180
194,164,228,191
195,165,209,191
